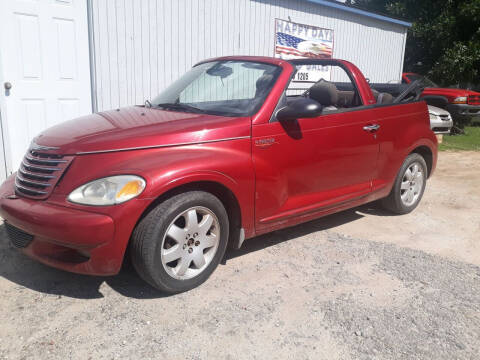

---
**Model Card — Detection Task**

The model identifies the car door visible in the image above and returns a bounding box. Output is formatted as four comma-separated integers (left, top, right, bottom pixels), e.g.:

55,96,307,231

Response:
252,108,379,233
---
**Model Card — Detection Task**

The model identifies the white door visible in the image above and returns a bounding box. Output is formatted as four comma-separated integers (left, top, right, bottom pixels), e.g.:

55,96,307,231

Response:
0,0,92,180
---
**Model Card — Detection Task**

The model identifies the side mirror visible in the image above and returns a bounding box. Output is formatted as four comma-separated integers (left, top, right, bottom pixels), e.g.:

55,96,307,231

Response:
276,98,323,121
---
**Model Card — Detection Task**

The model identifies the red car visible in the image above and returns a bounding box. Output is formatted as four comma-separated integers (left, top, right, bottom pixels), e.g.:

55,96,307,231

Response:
403,72,480,124
0,57,437,293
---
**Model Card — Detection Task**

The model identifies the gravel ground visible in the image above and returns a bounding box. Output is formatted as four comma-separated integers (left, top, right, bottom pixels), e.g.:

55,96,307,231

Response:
0,151,479,360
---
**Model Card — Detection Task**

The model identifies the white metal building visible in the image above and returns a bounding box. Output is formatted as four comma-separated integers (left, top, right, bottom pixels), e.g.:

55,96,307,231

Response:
0,0,411,181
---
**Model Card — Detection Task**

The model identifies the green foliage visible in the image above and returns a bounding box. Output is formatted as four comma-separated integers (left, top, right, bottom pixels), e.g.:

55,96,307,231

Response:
350,0,480,86
439,126,480,151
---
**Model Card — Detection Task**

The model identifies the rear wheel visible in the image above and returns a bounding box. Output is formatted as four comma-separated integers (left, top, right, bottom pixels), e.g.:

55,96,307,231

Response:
381,153,427,214
131,191,229,293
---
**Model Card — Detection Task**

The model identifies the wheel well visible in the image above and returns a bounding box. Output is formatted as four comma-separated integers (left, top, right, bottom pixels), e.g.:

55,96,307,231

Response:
411,146,433,177
138,181,242,248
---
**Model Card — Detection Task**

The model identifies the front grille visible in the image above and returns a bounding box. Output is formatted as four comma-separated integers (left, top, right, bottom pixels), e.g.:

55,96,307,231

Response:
432,127,451,133
468,95,480,105
439,114,451,121
5,222,34,248
15,148,73,200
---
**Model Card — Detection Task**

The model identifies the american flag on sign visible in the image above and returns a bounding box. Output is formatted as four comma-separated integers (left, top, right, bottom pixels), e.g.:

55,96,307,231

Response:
276,32,333,59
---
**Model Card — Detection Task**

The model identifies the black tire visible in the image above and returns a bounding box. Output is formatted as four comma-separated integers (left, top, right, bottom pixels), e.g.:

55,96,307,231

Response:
381,153,428,214
131,191,229,294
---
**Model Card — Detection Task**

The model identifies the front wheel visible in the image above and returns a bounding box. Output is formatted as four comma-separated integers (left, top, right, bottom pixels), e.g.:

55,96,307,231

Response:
381,153,428,214
131,191,229,293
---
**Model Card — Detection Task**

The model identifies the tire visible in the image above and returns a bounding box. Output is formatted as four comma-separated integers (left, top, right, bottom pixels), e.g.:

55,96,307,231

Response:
131,191,229,294
381,153,428,214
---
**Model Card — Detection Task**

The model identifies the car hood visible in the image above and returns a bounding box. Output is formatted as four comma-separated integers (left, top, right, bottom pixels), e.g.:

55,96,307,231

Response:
423,87,480,101
428,105,451,116
34,106,251,155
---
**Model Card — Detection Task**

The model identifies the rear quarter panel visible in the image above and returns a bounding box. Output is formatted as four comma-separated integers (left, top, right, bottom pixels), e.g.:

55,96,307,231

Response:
372,100,437,195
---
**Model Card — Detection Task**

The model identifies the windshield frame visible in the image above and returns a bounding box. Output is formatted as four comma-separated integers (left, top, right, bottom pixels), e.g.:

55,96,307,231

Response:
151,60,283,117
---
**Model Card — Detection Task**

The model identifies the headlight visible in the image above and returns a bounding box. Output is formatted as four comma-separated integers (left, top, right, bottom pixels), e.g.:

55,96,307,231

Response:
452,96,467,104
68,175,146,205
429,113,439,121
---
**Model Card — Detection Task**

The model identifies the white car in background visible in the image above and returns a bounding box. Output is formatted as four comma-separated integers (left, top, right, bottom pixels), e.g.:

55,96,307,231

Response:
428,105,453,134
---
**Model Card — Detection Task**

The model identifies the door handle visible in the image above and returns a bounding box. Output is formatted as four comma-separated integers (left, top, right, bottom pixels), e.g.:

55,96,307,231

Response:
363,124,380,132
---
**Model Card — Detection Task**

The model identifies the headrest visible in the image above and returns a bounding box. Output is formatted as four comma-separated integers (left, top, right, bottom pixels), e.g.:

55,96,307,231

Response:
337,90,355,107
309,80,338,106
377,92,393,104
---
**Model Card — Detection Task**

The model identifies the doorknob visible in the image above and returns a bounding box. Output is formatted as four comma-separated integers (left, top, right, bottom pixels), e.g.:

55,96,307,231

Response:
4,82,12,90
363,124,380,132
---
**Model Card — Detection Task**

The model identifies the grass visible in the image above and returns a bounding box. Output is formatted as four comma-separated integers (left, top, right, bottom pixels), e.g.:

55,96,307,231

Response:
439,126,480,151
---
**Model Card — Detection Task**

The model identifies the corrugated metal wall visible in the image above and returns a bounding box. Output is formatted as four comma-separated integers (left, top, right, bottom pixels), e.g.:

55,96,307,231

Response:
91,0,407,111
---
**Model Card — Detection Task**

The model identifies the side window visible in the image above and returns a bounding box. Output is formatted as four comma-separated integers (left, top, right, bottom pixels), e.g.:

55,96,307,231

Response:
285,65,362,113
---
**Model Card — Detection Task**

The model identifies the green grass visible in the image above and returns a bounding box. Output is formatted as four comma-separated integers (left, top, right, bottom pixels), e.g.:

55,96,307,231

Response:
439,126,480,151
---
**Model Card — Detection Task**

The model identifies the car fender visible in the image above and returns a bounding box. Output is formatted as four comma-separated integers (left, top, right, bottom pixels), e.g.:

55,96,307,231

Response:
375,103,438,197
133,142,256,238
405,136,438,175
145,170,240,199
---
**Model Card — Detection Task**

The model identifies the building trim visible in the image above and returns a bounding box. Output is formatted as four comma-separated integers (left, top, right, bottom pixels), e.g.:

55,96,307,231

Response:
303,0,412,28
86,0,98,112
398,27,408,79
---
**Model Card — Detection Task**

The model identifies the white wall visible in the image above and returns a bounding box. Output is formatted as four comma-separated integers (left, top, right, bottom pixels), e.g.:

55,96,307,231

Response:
91,0,407,111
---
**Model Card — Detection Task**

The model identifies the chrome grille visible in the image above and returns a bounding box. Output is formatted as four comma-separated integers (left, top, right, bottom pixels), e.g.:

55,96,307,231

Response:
15,148,73,199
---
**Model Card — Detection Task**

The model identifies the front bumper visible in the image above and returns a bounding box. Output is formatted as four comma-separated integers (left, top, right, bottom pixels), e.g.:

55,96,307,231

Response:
0,175,123,275
430,117,453,134
447,103,480,121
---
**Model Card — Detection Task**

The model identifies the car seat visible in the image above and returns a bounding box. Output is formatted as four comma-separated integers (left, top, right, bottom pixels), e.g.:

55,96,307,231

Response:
377,92,393,104
309,80,338,112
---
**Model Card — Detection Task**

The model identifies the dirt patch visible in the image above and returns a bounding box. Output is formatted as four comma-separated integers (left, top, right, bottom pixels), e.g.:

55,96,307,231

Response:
329,151,480,266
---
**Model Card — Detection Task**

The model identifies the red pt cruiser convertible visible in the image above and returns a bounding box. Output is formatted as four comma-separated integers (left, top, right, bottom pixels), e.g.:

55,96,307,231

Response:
0,56,437,293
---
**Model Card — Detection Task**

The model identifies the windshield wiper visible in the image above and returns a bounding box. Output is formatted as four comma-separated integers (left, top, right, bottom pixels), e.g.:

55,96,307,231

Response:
155,102,207,114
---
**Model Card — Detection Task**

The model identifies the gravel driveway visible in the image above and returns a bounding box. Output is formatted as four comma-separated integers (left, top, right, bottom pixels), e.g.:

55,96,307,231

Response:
1,151,479,360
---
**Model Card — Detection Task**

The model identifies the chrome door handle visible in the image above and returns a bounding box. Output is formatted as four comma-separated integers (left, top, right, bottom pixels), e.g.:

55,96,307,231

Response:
363,124,380,132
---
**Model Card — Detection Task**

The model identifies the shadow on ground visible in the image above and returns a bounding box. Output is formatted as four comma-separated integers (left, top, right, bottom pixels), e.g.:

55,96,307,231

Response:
0,203,392,300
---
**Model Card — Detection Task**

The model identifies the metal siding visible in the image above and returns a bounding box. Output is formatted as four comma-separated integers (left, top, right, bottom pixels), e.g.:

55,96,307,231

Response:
91,0,408,111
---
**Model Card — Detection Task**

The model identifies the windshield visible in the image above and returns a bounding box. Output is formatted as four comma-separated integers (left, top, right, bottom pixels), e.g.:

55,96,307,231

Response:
406,74,438,87
151,61,281,117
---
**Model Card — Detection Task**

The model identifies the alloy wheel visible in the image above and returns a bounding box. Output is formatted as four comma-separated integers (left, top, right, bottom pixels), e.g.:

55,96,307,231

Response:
160,206,220,280
400,161,424,207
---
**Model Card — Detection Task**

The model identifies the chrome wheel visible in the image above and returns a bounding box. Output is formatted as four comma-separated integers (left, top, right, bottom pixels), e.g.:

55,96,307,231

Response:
160,206,220,280
400,161,424,207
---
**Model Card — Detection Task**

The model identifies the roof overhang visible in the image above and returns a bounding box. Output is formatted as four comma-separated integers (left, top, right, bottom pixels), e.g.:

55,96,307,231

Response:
303,0,412,28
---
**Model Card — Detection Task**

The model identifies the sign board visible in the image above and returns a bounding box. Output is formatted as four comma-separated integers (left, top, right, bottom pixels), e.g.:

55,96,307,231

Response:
274,19,334,82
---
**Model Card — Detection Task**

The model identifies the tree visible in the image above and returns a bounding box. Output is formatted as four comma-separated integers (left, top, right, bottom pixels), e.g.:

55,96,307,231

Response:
349,0,480,87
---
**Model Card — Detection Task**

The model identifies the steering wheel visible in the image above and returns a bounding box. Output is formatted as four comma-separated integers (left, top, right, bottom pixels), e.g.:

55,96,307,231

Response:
393,79,424,103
